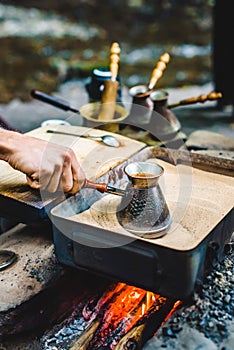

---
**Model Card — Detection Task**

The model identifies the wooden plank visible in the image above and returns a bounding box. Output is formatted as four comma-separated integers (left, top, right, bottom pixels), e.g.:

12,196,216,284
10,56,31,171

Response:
149,147,234,176
0,126,146,223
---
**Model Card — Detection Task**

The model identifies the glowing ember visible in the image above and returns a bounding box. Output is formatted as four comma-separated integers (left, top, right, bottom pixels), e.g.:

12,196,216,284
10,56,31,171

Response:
85,282,168,349
82,282,126,321
153,299,182,338
42,282,180,350
163,299,182,324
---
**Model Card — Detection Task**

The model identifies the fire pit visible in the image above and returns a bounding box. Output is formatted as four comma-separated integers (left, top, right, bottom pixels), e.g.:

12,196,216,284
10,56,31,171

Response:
38,235,233,349
40,280,180,350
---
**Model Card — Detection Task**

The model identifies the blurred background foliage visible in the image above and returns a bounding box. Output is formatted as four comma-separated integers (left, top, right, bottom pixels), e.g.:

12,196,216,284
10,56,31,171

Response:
0,0,214,102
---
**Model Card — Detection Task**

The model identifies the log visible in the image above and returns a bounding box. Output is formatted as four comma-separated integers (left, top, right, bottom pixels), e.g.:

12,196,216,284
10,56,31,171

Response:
39,282,177,350
70,320,100,350
149,146,234,176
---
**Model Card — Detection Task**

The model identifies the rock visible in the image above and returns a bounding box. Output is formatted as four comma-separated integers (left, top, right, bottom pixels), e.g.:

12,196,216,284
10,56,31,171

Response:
220,321,234,350
144,325,218,350
0,224,61,310
0,224,96,339
0,223,63,336
186,130,234,150
224,295,231,304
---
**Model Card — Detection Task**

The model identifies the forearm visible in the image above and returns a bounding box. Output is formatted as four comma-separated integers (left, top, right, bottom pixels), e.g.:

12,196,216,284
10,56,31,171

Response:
0,128,20,162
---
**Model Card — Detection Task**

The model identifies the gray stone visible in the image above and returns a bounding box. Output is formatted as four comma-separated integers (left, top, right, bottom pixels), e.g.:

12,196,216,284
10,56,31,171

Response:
144,325,218,350
0,224,62,313
186,130,234,150
0,224,91,339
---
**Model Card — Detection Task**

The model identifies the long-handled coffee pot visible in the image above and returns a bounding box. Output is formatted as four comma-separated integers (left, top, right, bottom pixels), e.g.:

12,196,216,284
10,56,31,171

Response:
97,42,121,121
168,91,222,109
127,53,170,126
132,52,170,98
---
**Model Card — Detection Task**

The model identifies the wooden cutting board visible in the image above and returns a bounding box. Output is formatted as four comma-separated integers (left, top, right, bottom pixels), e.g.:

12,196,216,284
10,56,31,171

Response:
0,126,146,224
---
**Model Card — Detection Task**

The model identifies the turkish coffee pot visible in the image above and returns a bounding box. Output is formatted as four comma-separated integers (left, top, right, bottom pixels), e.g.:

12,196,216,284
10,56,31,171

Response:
117,161,171,238
127,53,170,128
149,89,181,141
127,85,154,127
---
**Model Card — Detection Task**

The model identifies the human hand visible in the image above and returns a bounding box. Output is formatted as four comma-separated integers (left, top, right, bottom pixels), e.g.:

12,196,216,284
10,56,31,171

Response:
0,130,85,194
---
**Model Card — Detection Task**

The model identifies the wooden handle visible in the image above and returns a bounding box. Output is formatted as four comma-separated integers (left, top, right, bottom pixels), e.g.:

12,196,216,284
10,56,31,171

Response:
148,52,170,90
84,179,126,196
98,80,119,121
168,91,223,109
110,42,120,81
97,42,120,121
84,179,107,193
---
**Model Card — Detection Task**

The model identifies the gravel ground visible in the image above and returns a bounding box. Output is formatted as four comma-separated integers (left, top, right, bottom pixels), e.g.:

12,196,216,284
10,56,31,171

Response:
143,234,234,350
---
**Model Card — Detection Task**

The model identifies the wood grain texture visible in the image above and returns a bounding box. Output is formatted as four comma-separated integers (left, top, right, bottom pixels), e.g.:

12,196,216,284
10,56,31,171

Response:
0,126,146,219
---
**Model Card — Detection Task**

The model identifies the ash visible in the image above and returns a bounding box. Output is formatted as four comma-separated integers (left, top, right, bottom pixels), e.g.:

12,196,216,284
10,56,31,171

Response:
40,308,89,350
143,235,234,350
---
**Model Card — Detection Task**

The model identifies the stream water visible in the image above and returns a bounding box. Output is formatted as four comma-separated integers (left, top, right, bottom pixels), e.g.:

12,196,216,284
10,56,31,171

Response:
0,1,213,103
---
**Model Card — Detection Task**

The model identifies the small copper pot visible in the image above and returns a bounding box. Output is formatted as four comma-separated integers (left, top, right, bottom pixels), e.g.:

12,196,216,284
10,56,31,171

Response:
149,90,181,141
117,161,171,238
127,85,154,127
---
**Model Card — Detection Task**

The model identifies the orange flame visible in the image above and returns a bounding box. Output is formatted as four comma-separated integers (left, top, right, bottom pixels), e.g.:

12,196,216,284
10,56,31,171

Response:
99,285,165,334
163,299,182,324
154,299,182,337
87,282,168,349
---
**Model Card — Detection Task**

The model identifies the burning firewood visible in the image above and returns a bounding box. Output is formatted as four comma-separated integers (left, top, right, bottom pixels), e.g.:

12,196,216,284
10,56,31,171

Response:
41,282,179,350
70,320,100,350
